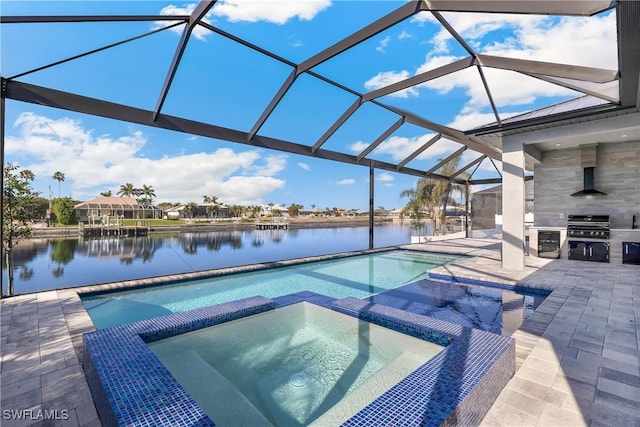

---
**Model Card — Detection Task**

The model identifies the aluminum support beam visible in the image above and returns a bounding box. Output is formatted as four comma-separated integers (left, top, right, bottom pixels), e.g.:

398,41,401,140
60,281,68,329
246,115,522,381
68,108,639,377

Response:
362,57,473,102
385,104,501,160
248,69,298,140
9,22,185,81
464,184,469,238
467,158,484,181
617,0,640,108
430,11,475,56
188,0,216,27
4,79,467,183
424,146,467,176
449,155,486,179
369,162,374,250
476,66,501,125
298,1,421,72
357,118,404,161
199,22,297,67
152,0,217,121
477,54,618,83
420,0,614,16
312,97,362,153
490,158,502,177
428,13,501,124
397,134,441,169
468,178,502,185
0,82,5,264
0,15,188,23
525,74,619,103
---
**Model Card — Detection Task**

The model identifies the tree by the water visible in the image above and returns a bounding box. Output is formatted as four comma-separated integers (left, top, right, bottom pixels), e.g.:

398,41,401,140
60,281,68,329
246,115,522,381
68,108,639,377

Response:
400,156,468,235
3,164,40,297
52,171,65,198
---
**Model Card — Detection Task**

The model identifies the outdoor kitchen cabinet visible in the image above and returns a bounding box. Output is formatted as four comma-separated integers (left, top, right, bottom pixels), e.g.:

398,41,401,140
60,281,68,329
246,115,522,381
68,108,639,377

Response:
568,241,609,262
622,242,640,265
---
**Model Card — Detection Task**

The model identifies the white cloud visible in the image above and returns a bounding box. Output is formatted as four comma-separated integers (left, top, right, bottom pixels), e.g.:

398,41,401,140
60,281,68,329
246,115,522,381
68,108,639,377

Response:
376,35,392,53
410,11,436,25
364,70,418,98
337,179,355,185
375,173,393,182
433,12,547,55
247,154,287,176
447,111,501,131
348,141,370,153
5,113,286,205
398,30,412,40
298,162,310,171
415,54,463,77
155,1,331,39
481,14,617,69
367,12,615,121
156,3,212,41
373,134,461,162
212,0,331,24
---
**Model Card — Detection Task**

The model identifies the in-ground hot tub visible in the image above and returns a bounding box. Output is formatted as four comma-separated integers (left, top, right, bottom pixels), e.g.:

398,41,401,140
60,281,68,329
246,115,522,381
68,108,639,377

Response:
82,293,515,426
148,302,444,426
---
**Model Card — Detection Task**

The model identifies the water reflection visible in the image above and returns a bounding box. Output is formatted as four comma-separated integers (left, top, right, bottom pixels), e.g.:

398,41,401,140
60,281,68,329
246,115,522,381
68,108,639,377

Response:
78,237,160,262
19,267,34,281
2,226,412,294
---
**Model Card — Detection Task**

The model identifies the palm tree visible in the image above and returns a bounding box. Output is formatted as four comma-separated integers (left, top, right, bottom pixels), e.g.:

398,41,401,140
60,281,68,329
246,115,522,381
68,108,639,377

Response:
139,184,156,206
203,195,220,219
436,157,464,234
401,156,466,235
100,190,112,197
249,205,262,218
136,184,156,218
185,202,199,220
52,171,65,198
229,204,243,218
117,183,137,198
400,177,437,233
20,169,35,184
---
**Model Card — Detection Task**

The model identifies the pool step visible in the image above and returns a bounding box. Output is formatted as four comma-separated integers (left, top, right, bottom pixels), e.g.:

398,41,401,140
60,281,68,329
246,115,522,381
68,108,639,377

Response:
153,348,272,426
310,350,429,426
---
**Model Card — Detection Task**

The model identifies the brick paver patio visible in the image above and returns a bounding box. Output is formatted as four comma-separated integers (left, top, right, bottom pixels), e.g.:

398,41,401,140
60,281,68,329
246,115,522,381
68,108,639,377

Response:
1,238,638,426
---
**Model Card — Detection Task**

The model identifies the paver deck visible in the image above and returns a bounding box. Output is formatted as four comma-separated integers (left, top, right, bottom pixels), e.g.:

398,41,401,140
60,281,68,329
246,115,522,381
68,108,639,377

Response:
1,238,639,426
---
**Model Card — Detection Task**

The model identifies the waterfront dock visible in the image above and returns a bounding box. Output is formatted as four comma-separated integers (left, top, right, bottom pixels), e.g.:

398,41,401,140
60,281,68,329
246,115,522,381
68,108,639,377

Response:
79,225,149,238
255,218,289,230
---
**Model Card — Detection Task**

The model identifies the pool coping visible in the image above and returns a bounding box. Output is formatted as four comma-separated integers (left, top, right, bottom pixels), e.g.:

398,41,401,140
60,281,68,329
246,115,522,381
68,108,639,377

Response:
83,291,515,426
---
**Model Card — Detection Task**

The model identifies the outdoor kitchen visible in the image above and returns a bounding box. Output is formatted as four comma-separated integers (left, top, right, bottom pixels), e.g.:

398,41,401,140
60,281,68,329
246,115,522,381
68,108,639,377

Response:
529,140,640,265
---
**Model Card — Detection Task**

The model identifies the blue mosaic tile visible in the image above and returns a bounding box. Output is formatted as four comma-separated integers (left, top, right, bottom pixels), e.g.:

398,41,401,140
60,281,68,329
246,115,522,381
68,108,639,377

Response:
82,293,515,426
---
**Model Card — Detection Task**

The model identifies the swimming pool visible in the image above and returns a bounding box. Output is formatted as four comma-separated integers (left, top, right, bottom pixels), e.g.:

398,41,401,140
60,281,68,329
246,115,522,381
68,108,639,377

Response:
82,293,516,426
82,250,460,329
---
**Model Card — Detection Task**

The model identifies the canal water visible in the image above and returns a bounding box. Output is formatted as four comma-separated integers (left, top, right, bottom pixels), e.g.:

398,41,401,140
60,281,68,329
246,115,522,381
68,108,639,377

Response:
2,224,415,295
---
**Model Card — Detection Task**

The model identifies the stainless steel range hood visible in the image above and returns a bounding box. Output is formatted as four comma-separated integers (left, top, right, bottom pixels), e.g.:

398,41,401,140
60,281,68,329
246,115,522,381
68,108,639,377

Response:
571,144,606,197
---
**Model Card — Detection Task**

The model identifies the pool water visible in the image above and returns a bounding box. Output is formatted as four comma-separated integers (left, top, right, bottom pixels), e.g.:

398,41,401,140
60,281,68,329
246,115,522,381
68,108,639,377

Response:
83,250,459,328
368,279,549,336
148,302,444,426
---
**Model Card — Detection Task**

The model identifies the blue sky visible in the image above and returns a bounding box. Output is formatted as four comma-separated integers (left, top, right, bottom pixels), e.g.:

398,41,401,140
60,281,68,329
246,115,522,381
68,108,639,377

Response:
1,1,617,210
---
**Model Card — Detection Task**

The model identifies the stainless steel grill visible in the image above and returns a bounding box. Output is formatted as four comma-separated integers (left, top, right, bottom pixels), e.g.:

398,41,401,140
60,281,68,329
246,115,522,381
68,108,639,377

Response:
566,215,610,239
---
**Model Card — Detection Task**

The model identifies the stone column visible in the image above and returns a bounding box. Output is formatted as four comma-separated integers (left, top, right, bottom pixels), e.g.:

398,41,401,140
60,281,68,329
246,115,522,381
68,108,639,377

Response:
502,137,526,270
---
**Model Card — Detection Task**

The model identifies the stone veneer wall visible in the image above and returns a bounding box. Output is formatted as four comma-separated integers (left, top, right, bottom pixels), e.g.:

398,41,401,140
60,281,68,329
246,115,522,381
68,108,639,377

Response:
534,140,640,229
